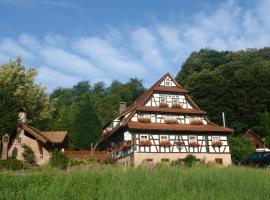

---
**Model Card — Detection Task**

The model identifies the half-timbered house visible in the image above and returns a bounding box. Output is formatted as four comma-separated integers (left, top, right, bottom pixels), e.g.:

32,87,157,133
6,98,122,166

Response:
96,72,233,166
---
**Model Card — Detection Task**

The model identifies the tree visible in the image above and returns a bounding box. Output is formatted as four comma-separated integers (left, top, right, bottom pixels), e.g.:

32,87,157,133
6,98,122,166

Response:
176,48,270,136
0,57,54,140
229,137,255,163
70,94,102,150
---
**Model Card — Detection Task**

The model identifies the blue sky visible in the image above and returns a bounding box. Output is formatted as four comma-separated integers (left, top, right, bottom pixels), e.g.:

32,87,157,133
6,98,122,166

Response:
0,0,270,91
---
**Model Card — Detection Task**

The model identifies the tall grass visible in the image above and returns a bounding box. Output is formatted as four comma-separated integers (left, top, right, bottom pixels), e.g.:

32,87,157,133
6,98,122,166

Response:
0,166,269,200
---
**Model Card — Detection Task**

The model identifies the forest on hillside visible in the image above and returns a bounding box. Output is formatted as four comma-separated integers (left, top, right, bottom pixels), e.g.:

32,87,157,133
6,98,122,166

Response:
1,47,270,160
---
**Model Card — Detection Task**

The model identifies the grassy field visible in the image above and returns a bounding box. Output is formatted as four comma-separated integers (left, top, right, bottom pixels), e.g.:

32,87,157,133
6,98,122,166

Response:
0,166,269,200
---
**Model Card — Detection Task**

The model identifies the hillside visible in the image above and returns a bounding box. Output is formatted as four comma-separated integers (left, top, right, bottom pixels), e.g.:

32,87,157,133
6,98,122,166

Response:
176,48,270,143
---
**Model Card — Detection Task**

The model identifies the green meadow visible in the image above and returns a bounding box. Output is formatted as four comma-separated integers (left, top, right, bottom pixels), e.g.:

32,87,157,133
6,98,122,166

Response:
0,166,269,200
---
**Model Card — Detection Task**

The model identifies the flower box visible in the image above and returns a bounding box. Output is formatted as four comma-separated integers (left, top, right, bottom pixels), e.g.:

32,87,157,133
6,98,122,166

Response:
138,118,151,123
139,140,152,146
190,119,203,125
159,102,169,108
212,141,223,148
160,141,172,147
189,142,200,147
175,141,185,146
164,119,178,124
118,143,132,151
171,104,182,109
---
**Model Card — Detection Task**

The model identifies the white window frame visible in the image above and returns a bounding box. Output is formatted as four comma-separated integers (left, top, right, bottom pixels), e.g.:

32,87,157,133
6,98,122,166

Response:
160,135,168,142
189,136,197,143
172,98,178,105
140,135,148,141
212,136,220,142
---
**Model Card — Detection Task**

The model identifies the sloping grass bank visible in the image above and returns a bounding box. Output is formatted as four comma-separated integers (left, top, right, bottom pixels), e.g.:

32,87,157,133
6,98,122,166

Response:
0,166,269,200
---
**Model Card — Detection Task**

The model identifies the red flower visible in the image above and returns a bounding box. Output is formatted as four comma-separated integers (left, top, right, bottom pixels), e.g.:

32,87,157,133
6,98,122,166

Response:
190,119,203,125
189,142,200,147
118,143,132,151
159,102,169,108
175,141,185,146
139,140,152,146
138,118,151,123
171,104,181,109
212,141,223,148
164,119,178,124
160,141,172,147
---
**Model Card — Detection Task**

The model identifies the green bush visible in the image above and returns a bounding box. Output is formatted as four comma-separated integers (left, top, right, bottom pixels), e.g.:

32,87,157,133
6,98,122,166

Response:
22,144,36,165
0,159,24,170
184,154,196,167
50,151,69,170
229,137,256,163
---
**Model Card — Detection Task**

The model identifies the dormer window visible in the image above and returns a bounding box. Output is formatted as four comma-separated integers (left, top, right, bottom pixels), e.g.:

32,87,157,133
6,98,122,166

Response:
172,98,178,105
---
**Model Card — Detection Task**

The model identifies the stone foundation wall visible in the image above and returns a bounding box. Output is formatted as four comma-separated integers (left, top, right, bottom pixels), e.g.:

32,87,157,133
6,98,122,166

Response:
131,152,231,167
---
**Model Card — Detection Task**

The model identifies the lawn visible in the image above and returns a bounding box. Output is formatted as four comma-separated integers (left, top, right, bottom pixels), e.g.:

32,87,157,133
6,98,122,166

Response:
0,166,269,200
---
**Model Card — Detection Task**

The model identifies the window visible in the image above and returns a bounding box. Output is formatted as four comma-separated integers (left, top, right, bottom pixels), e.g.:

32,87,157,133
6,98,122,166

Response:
165,115,176,121
16,137,21,144
160,135,168,142
212,136,220,142
160,98,166,103
189,136,197,143
138,114,150,119
140,135,148,141
165,80,170,86
172,98,178,105
215,158,223,165
146,158,153,162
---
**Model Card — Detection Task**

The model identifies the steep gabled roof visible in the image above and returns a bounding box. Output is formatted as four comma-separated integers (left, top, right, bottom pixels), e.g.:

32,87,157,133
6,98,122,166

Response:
96,72,233,146
20,123,68,144
244,129,269,148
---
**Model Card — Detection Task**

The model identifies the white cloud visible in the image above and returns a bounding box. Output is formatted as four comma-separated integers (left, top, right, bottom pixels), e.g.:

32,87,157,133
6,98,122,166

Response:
39,47,103,78
1,0,270,90
36,67,81,91
0,38,35,60
73,37,147,77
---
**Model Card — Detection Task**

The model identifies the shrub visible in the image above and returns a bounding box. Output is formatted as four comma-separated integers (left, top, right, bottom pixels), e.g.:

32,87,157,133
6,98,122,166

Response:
0,159,24,170
229,136,256,164
22,144,36,165
184,154,197,167
50,151,69,170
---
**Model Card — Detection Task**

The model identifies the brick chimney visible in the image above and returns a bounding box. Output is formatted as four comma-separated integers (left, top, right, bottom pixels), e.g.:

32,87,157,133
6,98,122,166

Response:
119,102,127,114
18,107,26,123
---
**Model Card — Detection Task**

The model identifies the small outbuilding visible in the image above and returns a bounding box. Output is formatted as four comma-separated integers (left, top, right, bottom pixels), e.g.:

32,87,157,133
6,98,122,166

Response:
5,108,68,165
243,129,270,152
